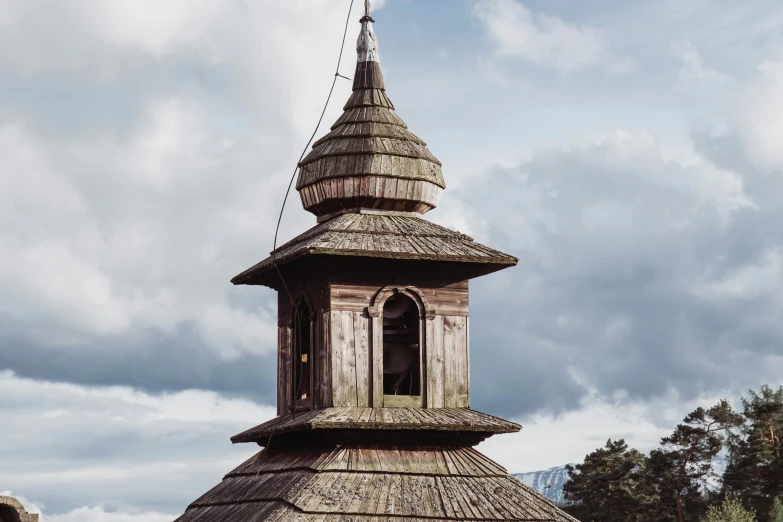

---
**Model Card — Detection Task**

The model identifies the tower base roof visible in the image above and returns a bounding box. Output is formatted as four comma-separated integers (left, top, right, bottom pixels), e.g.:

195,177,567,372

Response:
176,445,578,522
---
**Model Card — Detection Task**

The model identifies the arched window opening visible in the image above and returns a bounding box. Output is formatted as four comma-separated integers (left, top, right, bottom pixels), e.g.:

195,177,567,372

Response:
292,300,312,406
382,293,421,396
0,506,20,522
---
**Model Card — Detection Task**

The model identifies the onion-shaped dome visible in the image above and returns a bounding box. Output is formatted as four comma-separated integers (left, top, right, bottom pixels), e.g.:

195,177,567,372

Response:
296,14,445,219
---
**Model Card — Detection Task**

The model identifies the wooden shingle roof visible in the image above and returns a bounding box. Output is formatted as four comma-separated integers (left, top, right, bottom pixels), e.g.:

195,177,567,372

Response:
231,408,522,444
175,8,578,522
295,13,445,217
175,445,579,522
231,213,518,286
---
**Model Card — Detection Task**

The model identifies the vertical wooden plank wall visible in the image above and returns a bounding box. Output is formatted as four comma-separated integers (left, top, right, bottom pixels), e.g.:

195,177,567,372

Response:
443,315,469,407
354,311,370,407
331,310,356,407
329,309,373,407
466,316,471,405
426,315,445,408
319,281,471,409
316,311,332,409
277,326,292,416
277,327,284,415
371,316,383,407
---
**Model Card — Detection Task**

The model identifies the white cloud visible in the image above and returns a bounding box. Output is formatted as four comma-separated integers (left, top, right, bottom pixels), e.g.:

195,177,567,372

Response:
459,130,750,259
44,506,175,522
0,0,428,359
1,0,783,518
473,0,633,74
479,387,736,473
0,116,278,353
86,0,230,59
0,493,175,522
0,491,43,517
0,0,376,355
1,370,738,517
692,249,783,301
741,60,783,173
452,126,776,417
0,371,274,515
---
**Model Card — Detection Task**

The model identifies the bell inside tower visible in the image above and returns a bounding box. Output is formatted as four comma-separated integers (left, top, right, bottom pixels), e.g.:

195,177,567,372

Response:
382,293,421,397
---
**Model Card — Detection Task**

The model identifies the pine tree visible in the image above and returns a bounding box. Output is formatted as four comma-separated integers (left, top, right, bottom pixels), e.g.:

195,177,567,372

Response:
700,497,756,522
643,448,684,522
723,386,783,519
653,400,744,522
563,439,656,521
769,498,783,522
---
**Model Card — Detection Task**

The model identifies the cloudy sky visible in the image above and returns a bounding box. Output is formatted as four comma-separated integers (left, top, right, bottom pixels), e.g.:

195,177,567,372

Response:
2,0,783,519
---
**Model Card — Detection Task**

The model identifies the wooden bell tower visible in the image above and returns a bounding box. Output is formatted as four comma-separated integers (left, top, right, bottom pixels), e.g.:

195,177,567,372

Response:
175,6,578,521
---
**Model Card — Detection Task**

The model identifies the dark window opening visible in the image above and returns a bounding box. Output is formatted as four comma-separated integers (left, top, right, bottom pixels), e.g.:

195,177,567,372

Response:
0,506,19,522
292,300,312,403
382,293,421,396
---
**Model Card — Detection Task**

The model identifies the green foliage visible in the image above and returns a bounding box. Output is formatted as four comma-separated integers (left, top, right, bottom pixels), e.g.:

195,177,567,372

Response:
654,400,745,522
769,498,783,522
641,449,680,522
700,497,756,522
723,385,783,520
561,386,783,522
563,439,655,522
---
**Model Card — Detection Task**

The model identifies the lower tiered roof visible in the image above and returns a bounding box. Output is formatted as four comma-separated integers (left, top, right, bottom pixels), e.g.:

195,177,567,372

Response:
232,408,521,446
175,445,578,522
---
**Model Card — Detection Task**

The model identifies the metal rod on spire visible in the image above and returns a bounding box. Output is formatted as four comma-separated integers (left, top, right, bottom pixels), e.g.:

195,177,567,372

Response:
361,0,374,23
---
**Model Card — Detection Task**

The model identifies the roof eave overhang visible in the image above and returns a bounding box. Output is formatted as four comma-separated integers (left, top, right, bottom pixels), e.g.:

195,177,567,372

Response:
231,250,518,288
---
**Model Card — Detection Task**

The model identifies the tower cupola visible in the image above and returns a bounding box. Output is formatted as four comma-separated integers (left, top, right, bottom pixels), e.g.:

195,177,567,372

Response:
296,8,445,219
176,5,578,522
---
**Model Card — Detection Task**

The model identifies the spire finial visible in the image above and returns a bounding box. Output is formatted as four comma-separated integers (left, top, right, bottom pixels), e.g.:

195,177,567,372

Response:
357,1,379,62
360,0,374,23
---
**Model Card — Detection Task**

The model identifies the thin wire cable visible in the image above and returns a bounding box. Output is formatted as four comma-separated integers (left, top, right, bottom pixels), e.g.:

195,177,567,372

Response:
271,0,356,307
263,0,357,442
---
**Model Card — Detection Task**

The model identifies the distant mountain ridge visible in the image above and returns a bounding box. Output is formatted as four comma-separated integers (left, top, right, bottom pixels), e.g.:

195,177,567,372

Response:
512,454,729,505
512,466,573,505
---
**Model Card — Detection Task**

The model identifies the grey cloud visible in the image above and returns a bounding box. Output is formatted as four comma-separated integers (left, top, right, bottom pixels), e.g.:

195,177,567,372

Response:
0,0,346,388
3,1,783,519
0,372,272,515
457,131,783,417
0,325,277,402
1,0,782,439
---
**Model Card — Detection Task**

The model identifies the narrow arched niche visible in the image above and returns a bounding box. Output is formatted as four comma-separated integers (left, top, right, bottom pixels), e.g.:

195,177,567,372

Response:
292,299,312,409
382,293,421,398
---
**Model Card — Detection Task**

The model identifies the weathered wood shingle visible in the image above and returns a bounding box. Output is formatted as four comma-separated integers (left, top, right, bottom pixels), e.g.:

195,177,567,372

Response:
175,12,577,522
294,16,444,217
231,213,517,286
231,408,521,444
175,446,579,522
